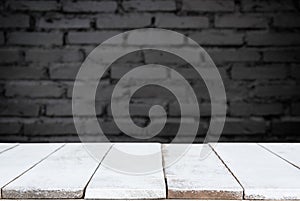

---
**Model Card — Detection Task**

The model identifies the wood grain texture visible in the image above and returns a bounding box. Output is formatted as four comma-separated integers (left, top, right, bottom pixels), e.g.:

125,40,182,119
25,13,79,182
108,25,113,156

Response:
85,143,166,199
213,143,300,200
0,143,18,154
259,143,300,168
0,143,63,198
163,144,243,199
2,143,111,199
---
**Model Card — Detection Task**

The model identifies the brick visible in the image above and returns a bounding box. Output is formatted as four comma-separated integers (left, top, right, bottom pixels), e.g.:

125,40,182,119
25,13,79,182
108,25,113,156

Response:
0,14,29,28
8,0,59,11
271,120,300,135
63,1,117,12
225,81,249,101
241,0,295,11
46,101,72,116
170,67,228,81
189,30,244,46
0,32,4,44
246,32,300,46
192,79,228,101
0,101,40,116
83,118,126,135
0,122,22,134
263,49,300,62
144,50,183,64
215,14,268,28
51,62,109,81
111,65,168,80
182,0,234,12
123,0,176,11
291,65,300,79
253,85,300,98
7,32,63,46
169,68,200,80
0,135,28,142
46,100,104,116
188,81,209,101
27,135,79,142
273,14,300,28
155,14,209,28
96,14,151,28
49,63,81,80
127,29,185,45
66,82,74,98
38,17,90,29
130,84,186,101
231,65,287,80
209,49,260,64
148,118,206,136
0,2,4,11
230,102,283,116
169,101,199,117
24,120,76,135
110,64,138,80
5,82,65,98
103,84,130,101
221,118,266,135
107,99,168,117
169,102,226,117
99,120,121,135
0,49,21,63
88,46,144,64
218,135,264,142
107,135,174,142
0,66,46,80
291,103,300,116
69,81,119,101
67,31,120,45
0,84,4,94
26,48,83,63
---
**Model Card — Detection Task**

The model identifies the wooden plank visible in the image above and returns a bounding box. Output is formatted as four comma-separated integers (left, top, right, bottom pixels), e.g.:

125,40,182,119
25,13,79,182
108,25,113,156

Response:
163,144,243,199
0,143,63,198
85,143,166,199
2,143,111,199
213,143,300,200
0,199,249,201
0,143,18,154
259,143,300,168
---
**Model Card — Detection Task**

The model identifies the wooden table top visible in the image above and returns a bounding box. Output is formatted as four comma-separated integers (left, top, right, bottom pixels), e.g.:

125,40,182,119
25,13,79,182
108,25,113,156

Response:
0,143,299,200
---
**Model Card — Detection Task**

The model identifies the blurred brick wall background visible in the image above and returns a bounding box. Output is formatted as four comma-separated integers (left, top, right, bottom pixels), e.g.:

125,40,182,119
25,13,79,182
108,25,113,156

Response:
0,0,300,142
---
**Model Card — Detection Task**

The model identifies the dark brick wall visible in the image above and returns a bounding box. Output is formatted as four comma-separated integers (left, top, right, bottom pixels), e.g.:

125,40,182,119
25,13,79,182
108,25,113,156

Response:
0,0,300,142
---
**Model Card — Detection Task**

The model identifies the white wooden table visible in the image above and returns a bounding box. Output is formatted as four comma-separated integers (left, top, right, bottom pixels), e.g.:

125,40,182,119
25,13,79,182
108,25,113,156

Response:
0,143,299,200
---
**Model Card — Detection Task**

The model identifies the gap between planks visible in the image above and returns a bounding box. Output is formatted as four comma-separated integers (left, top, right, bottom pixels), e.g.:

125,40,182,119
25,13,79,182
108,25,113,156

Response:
84,143,166,199
0,144,65,199
258,143,300,169
209,143,245,199
163,144,243,199
212,143,300,200
0,144,19,154
2,143,111,199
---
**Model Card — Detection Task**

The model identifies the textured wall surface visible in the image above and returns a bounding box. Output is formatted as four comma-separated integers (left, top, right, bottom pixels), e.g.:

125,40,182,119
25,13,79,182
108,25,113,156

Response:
0,0,300,142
